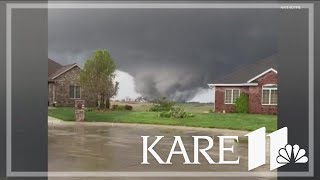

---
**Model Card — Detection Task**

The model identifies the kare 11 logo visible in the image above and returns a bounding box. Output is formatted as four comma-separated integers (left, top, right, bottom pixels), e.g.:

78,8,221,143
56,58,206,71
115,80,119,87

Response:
141,127,308,171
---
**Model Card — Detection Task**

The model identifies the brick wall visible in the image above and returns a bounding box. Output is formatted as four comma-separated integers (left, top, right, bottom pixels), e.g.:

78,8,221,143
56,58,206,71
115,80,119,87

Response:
249,71,277,114
214,71,277,114
214,86,249,113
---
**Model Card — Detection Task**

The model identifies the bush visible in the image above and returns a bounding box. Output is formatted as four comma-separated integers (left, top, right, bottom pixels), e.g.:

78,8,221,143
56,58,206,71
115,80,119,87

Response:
111,104,119,110
159,111,172,118
159,107,194,118
124,105,133,110
149,97,174,112
117,106,125,110
235,93,249,113
112,104,133,111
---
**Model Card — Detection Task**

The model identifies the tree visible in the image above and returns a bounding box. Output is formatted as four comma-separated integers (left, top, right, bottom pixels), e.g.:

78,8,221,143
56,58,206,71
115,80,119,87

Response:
80,49,119,110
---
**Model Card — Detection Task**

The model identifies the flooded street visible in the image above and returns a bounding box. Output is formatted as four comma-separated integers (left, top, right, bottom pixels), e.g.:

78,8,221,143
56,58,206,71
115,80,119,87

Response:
48,120,276,180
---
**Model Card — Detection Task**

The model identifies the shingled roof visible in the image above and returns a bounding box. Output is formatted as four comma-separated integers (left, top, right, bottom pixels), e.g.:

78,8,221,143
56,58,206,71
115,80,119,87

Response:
48,58,62,78
211,54,278,84
48,58,80,81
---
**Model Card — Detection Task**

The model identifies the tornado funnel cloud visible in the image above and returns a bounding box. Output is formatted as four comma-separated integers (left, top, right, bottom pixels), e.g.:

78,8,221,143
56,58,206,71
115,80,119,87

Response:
49,9,279,101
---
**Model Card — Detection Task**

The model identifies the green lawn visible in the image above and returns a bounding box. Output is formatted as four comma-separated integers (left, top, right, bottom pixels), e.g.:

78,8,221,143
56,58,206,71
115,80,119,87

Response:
177,103,214,113
48,107,277,132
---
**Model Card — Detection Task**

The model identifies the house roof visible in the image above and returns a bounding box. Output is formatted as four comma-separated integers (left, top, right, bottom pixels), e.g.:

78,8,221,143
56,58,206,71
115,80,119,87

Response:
48,58,62,78
247,68,277,83
48,58,81,80
210,54,278,85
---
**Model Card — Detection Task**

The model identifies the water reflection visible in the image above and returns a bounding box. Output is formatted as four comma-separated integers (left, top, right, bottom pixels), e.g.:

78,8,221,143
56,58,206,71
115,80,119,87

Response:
48,123,275,180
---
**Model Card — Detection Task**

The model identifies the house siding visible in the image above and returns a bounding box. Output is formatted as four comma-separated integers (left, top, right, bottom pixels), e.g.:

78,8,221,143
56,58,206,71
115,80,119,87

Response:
214,71,277,114
48,66,96,107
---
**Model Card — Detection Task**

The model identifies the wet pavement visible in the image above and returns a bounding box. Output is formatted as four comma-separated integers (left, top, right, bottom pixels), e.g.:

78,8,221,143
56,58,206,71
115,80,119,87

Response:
48,119,276,180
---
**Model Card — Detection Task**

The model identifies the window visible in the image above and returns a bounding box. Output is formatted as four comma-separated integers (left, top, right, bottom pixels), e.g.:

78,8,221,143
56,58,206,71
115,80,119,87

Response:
69,86,81,99
262,84,277,105
224,89,240,104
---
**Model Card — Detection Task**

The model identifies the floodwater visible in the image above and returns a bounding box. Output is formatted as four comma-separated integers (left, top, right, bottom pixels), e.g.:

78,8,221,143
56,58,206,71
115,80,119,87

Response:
48,121,276,180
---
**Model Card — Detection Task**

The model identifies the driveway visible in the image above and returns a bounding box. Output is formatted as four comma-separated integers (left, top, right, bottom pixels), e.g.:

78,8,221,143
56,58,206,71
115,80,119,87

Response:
48,117,276,180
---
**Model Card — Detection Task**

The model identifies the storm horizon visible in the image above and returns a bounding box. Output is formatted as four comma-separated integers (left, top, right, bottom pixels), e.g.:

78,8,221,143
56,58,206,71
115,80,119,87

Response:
49,8,279,102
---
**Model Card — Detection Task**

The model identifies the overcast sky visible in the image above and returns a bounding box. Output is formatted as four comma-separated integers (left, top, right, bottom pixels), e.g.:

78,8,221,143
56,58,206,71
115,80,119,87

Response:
48,9,279,102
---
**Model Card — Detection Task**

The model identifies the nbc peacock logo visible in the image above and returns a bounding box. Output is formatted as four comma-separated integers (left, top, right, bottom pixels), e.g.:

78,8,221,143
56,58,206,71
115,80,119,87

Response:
246,127,309,171
277,144,308,164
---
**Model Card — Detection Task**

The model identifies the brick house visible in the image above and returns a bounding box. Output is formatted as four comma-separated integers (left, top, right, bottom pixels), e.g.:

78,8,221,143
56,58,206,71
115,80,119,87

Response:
48,58,95,107
208,55,278,114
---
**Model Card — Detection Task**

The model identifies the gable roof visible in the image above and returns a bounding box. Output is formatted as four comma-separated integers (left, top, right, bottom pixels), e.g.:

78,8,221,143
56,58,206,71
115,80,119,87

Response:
210,54,278,85
247,68,277,83
48,59,81,80
48,58,62,77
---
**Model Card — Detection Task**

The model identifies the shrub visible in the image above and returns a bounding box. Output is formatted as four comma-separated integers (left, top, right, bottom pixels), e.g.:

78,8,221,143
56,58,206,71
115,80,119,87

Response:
159,111,172,118
235,93,249,113
124,105,133,110
117,106,125,110
111,104,119,110
149,97,174,112
159,107,194,118
112,104,133,111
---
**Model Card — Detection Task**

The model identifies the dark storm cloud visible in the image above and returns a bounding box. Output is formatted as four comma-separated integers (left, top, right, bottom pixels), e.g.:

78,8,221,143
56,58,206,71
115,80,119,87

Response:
49,9,279,101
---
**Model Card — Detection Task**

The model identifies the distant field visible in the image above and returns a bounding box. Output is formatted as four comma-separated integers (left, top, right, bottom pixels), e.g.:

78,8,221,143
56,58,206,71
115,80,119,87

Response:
110,101,154,112
177,103,214,113
49,102,277,132
110,101,214,113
